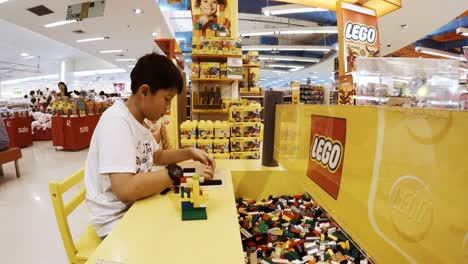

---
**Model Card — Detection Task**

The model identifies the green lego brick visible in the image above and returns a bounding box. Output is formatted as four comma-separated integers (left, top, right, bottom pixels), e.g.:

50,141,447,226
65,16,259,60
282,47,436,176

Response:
182,207,207,221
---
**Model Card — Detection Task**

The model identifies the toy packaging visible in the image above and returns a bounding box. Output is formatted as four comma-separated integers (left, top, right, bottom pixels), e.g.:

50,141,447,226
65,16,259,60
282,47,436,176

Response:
231,122,262,137
190,63,200,79
181,138,197,149
180,121,197,139
230,151,261,160
230,137,262,152
246,51,259,66
227,57,243,79
196,138,213,153
214,152,230,159
200,62,220,79
213,138,229,153
248,67,260,91
214,121,230,138
197,120,214,138
219,63,227,79
230,106,262,122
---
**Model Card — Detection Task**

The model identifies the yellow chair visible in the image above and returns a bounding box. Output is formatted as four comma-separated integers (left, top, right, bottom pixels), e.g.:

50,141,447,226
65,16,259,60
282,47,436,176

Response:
49,168,101,264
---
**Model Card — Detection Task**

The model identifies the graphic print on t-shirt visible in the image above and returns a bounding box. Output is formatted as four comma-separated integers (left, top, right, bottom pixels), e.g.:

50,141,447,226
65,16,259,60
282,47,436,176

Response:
135,140,153,173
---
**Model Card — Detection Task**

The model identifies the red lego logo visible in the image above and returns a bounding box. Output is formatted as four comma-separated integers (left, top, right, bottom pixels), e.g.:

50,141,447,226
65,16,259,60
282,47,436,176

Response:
307,115,346,199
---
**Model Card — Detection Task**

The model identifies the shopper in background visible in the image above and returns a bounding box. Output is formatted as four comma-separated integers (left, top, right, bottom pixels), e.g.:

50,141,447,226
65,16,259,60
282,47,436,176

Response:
84,53,215,240
0,118,10,151
57,82,71,97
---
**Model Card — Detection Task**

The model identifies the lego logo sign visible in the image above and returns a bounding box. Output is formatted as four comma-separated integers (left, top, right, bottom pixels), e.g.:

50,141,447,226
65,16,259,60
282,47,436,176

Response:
344,22,377,45
307,115,346,199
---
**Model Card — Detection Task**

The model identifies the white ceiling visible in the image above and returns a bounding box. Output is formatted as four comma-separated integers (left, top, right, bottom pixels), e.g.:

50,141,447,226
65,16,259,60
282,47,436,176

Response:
0,0,174,80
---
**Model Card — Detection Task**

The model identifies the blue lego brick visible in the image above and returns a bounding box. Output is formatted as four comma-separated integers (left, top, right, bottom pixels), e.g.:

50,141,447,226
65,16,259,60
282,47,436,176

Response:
181,201,194,209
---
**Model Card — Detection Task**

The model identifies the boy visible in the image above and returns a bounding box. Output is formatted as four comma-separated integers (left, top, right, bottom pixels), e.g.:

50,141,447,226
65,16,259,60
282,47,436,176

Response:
84,53,215,239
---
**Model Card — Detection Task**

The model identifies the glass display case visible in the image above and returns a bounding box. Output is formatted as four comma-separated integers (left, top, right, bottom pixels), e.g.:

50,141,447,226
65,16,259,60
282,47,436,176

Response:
354,58,465,109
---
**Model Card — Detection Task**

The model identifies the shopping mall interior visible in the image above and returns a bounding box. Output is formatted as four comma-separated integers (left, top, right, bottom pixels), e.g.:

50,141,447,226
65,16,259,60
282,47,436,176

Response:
0,0,467,263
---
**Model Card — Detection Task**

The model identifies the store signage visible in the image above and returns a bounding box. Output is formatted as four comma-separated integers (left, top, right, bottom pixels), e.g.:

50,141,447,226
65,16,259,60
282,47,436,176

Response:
66,1,105,21
337,2,380,74
307,115,346,200
18,127,29,133
80,126,89,134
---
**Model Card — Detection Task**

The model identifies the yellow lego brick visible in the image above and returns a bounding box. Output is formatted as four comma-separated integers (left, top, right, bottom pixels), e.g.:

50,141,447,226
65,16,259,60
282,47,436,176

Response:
328,234,338,241
282,215,291,222
345,240,350,251
327,249,334,256
320,234,325,241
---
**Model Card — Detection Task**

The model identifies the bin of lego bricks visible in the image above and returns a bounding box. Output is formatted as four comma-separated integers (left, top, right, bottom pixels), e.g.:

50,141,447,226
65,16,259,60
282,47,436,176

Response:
300,85,324,105
237,194,373,264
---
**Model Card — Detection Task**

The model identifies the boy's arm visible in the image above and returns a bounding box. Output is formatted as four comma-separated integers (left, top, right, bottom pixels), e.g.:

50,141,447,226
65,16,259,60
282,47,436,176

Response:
109,170,172,203
153,148,215,168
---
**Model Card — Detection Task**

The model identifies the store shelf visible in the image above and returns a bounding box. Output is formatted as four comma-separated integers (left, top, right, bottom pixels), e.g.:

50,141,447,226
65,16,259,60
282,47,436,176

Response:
243,64,260,67
192,109,229,114
239,95,264,99
191,54,242,61
192,78,240,83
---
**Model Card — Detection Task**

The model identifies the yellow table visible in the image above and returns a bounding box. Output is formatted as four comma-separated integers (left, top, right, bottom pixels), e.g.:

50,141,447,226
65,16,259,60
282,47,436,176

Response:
86,160,279,264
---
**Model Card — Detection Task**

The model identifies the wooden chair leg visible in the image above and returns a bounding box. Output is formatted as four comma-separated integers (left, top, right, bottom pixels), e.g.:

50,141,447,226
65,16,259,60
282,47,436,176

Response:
14,160,20,178
0,165,3,176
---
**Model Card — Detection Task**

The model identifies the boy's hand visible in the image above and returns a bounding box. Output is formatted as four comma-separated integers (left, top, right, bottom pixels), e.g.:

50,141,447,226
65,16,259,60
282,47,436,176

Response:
199,15,210,26
189,148,215,169
194,162,214,180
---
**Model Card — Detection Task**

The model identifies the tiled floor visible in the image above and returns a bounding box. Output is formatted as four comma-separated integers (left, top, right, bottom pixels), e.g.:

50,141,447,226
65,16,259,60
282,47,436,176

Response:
0,141,89,264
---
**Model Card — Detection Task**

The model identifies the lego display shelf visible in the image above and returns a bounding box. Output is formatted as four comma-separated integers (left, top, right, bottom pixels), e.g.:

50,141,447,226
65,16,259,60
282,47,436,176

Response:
191,54,242,61
191,78,240,83
191,109,229,114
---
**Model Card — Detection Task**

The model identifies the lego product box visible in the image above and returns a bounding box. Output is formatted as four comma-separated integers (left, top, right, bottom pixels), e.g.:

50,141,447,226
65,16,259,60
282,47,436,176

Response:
200,62,220,79
231,122,262,137
248,67,260,90
196,138,213,153
213,138,230,153
190,63,200,79
227,57,243,79
181,138,197,149
214,121,230,138
219,63,227,79
180,121,197,139
230,106,262,122
246,51,259,66
214,152,230,159
230,151,261,160
197,120,214,138
230,137,262,152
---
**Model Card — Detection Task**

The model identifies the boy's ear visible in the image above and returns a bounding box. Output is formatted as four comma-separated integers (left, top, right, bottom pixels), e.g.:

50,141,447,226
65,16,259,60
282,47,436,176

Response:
138,84,150,96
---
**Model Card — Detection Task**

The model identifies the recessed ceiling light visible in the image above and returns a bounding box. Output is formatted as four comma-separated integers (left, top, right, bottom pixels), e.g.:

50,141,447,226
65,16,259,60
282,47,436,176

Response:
44,19,78,28
20,52,29,57
116,58,136,62
400,24,408,28
24,56,35,60
100,49,128,54
152,32,158,37
134,8,142,15
76,36,109,43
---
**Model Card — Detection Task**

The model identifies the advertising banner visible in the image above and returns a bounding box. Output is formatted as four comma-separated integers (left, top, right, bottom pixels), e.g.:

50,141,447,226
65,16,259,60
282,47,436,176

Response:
190,0,238,38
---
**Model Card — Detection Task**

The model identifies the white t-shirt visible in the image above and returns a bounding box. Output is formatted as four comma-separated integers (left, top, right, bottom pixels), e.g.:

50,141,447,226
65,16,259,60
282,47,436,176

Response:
84,101,159,237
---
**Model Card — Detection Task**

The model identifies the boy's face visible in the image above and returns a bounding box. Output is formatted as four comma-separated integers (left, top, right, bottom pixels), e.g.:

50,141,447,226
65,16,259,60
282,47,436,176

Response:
140,86,177,122
200,0,218,16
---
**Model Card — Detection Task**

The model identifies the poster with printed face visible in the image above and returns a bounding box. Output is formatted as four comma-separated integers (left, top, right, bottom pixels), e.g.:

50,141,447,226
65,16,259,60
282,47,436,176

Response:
337,2,380,74
190,0,238,38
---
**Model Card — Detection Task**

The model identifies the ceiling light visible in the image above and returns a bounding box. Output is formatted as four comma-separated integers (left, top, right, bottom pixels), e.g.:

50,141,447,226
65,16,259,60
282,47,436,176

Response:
100,49,128,54
44,19,78,28
267,64,303,68
400,24,408,29
240,31,275,37
73,69,126,77
24,56,35,60
0,0,9,4
20,52,29,57
240,26,337,37
0,74,59,85
258,55,320,63
243,45,332,52
134,8,143,15
76,36,109,43
116,58,137,62
262,4,327,16
415,46,466,62
456,27,468,36
152,32,158,37
128,65,135,68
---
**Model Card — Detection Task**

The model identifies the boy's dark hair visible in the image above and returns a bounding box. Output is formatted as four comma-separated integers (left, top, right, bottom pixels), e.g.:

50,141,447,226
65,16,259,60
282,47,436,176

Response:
194,0,226,8
130,53,183,95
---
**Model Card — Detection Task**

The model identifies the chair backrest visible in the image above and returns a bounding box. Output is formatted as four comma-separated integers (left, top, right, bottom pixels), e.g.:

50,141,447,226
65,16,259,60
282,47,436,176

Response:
49,168,86,264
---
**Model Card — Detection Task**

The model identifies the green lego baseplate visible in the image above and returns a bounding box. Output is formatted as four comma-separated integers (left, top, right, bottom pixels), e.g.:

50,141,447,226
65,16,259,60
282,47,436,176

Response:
181,207,207,221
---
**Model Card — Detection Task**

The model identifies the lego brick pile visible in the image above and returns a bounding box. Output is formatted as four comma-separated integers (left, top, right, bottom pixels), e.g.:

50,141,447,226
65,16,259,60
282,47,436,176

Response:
236,194,372,264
